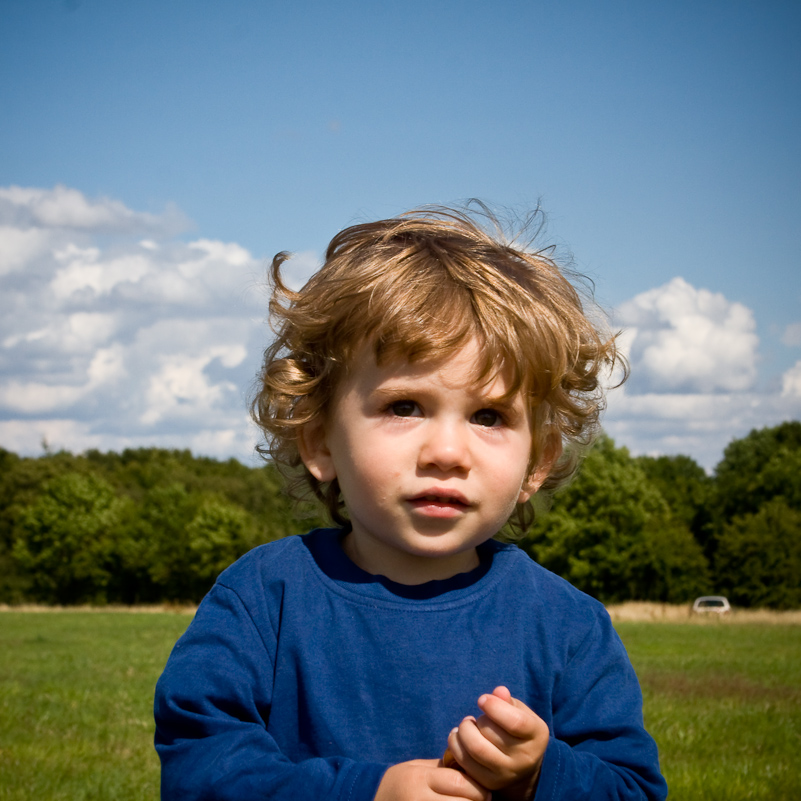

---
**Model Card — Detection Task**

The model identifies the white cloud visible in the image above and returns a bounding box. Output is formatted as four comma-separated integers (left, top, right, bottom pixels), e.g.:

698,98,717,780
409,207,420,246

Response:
604,279,801,470
0,185,268,461
0,417,264,465
279,250,321,290
0,341,127,415
0,380,89,414
0,184,188,234
2,312,118,355
604,384,801,471
782,322,801,347
0,225,53,275
1,185,796,473
138,327,249,426
616,277,758,394
782,361,801,399
51,246,152,300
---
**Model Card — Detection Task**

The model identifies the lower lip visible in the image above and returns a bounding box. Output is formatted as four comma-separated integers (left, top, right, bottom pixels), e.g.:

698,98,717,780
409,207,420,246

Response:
407,499,469,519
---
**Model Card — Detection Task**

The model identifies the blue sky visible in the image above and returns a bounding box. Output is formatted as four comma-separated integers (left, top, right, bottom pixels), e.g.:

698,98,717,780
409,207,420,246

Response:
1,0,799,470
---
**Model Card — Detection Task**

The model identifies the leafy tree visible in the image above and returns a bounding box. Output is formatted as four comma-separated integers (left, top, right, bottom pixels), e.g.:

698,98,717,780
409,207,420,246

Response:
524,435,710,603
21,430,795,607
127,483,268,602
132,482,201,602
715,498,801,609
635,453,714,556
713,421,801,522
85,447,303,540
185,496,259,596
709,422,801,602
11,472,129,604
1,449,96,602
0,448,82,552
0,445,313,604
630,520,712,604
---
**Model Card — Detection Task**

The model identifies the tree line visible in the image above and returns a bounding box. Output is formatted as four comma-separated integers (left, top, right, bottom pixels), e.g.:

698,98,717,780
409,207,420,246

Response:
1,421,799,608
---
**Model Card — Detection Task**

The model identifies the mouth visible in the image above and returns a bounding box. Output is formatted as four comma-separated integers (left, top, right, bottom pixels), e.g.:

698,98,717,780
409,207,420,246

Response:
407,489,471,517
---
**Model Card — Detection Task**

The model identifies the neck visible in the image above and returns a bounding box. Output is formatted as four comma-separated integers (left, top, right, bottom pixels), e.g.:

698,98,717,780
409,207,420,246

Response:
341,532,480,585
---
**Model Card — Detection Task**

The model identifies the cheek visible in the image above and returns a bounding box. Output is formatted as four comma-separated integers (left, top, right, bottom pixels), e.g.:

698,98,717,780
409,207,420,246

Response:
361,458,403,496
334,438,394,496
491,446,536,502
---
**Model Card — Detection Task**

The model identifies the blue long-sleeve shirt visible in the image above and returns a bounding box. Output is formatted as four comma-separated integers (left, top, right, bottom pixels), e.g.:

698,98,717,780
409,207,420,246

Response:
154,528,666,800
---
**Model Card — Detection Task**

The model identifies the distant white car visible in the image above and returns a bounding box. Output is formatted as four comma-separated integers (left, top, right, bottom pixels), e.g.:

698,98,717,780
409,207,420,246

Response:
692,596,731,614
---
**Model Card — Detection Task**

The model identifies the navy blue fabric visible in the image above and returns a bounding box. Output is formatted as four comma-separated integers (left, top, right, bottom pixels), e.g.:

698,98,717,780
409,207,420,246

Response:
154,529,667,800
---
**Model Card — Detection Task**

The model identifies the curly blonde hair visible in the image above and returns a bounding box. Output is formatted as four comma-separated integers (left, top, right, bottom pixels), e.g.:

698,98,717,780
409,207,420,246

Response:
251,204,624,532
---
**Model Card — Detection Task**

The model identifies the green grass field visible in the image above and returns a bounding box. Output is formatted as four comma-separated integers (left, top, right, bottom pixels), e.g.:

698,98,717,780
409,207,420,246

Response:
0,612,799,799
618,621,801,800
0,611,190,800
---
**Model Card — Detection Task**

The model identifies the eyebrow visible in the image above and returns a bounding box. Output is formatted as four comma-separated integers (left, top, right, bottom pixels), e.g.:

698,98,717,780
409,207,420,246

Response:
371,384,524,414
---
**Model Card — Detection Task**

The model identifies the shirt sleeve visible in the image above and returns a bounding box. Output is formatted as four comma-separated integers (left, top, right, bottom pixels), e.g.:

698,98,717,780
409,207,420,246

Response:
533,609,668,801
153,583,388,801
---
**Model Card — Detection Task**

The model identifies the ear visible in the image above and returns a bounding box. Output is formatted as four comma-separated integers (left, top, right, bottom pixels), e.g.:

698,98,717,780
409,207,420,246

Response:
517,435,562,503
298,422,337,483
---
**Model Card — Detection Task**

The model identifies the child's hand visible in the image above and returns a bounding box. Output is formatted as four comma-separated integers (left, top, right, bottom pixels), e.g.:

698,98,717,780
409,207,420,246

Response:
445,686,549,801
375,758,491,801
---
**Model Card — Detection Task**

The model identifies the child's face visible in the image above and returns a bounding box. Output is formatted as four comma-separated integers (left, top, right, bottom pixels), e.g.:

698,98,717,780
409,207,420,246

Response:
300,338,550,584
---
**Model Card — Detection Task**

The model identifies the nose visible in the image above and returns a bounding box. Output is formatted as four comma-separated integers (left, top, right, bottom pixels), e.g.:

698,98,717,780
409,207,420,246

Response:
417,418,472,473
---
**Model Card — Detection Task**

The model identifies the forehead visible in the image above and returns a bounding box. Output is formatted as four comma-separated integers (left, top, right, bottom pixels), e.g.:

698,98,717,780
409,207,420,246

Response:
339,337,520,402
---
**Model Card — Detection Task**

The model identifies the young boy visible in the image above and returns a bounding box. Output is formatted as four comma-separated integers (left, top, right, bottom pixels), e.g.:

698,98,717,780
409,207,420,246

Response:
154,207,667,801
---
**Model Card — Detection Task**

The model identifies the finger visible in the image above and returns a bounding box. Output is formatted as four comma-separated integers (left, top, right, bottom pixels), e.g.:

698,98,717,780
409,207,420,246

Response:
491,685,513,703
451,717,508,773
477,693,541,739
447,725,506,791
430,765,491,801
474,713,517,751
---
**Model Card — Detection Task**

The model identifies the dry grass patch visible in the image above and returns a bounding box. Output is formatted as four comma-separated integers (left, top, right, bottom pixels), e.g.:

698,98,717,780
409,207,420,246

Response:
0,603,196,614
607,601,801,624
4,601,799,624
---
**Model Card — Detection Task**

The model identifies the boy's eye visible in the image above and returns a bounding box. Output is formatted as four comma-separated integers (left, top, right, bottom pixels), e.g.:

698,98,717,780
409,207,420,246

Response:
390,400,419,417
472,409,501,427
